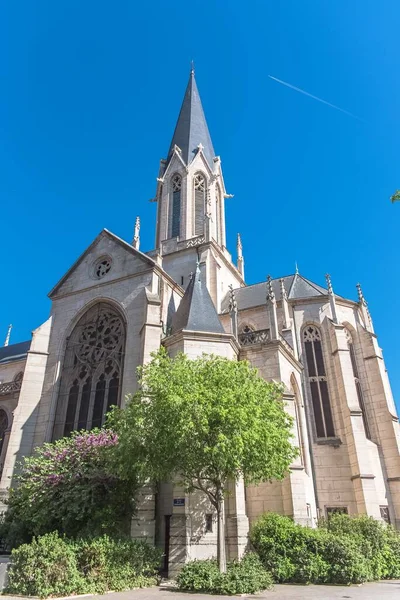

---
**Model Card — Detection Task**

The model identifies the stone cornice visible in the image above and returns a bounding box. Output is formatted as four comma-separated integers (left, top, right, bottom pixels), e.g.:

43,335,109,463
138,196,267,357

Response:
162,329,240,354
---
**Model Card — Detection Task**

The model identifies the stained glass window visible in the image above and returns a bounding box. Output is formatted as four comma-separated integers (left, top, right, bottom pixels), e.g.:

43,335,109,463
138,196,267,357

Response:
303,326,335,438
53,303,125,440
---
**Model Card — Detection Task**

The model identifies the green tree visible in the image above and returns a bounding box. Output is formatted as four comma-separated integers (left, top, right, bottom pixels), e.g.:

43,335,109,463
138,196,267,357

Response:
109,348,297,572
2,429,138,546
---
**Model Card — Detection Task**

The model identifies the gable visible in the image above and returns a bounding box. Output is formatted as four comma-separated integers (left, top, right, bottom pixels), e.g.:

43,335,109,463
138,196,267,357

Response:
49,230,156,298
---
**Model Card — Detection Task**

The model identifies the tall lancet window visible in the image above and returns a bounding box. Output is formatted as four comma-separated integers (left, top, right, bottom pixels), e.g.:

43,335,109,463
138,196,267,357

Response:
303,325,335,438
215,184,223,245
194,173,206,236
345,328,371,439
53,303,125,440
0,410,8,457
170,174,182,238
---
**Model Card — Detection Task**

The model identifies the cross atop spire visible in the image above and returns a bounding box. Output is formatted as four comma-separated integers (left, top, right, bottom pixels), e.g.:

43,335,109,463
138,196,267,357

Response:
167,69,215,167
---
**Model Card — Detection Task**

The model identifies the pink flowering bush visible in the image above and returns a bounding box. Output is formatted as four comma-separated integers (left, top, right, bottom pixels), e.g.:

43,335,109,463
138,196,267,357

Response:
1,429,139,547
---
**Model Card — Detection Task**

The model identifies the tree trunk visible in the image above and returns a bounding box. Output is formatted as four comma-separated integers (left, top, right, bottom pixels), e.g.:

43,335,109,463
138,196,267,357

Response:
216,496,226,573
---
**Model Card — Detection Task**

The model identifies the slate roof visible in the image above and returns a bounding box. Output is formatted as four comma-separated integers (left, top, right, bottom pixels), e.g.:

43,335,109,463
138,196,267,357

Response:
167,70,215,167
0,341,31,365
170,266,224,335
221,273,345,313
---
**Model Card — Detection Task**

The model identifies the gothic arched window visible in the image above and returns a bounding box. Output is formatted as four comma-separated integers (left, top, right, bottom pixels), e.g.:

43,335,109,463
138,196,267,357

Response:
0,410,8,457
215,184,223,245
344,328,371,439
170,174,182,238
194,173,206,236
290,375,304,467
53,303,126,440
303,325,335,438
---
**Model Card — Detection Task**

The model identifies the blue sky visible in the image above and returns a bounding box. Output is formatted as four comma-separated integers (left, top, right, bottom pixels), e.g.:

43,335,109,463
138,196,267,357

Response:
1,1,400,404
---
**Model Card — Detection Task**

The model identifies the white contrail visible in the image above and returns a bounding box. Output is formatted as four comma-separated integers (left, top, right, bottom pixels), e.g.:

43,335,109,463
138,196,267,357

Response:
268,75,362,121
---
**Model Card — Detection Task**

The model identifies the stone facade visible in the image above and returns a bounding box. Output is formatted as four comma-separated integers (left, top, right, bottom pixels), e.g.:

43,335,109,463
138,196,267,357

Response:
1,68,399,573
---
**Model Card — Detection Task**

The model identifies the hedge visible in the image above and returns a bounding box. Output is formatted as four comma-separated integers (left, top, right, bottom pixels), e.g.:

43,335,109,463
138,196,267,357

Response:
5,532,162,598
250,512,400,585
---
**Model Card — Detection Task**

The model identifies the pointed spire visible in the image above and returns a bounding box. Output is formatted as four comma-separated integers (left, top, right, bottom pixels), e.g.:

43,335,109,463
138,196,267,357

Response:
4,324,12,347
236,233,245,279
228,284,238,339
170,262,224,335
132,216,140,250
266,275,275,303
167,69,215,167
280,279,291,329
356,283,374,332
266,275,278,340
325,274,338,324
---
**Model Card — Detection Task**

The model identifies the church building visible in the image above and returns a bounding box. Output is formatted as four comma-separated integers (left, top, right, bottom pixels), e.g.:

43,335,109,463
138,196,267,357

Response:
1,69,400,575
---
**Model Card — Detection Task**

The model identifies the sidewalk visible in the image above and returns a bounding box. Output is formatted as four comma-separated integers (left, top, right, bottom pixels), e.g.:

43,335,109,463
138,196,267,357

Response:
4,580,396,600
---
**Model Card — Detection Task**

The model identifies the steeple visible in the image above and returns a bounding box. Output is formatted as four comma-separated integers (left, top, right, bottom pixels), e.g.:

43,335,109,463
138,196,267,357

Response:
167,68,215,167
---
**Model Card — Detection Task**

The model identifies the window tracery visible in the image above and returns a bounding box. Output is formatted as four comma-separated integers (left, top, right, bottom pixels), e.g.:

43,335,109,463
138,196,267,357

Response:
194,173,206,236
53,303,125,440
170,174,182,238
0,410,8,457
303,325,335,438
93,257,112,279
215,184,223,245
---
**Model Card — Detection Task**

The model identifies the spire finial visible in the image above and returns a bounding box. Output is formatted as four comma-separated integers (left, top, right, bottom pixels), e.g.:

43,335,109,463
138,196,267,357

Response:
132,216,141,250
190,60,195,74
236,233,245,279
4,324,12,347
237,233,243,258
356,282,373,330
326,274,338,323
325,273,333,295
295,261,299,275
356,282,365,304
266,275,275,302
280,278,287,300
228,284,237,313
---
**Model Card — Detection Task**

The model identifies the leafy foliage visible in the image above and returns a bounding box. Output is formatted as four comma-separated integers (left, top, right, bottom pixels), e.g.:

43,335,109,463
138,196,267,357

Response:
1,429,138,546
75,535,162,593
390,189,400,203
250,512,372,584
322,513,400,580
176,553,273,595
5,532,85,598
109,348,297,570
5,532,161,598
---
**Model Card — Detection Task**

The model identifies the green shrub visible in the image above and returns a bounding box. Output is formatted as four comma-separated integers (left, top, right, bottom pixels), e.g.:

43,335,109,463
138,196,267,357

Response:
176,553,273,595
320,533,371,584
177,559,221,592
218,553,273,595
323,513,400,580
250,512,375,585
5,532,161,598
75,535,162,592
5,532,85,598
